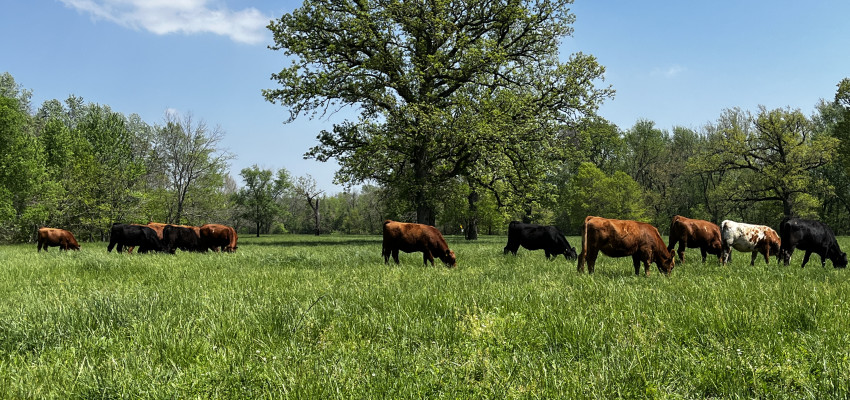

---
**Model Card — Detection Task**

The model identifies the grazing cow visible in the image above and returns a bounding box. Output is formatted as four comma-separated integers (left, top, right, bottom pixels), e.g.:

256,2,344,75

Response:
199,224,238,252
162,224,202,254
124,222,167,254
779,217,847,268
382,220,456,267
107,223,163,253
667,215,723,263
37,227,80,252
578,216,674,276
503,221,577,260
720,220,781,266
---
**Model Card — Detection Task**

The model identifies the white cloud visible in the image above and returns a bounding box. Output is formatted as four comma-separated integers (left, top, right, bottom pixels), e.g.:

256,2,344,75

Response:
60,0,271,44
652,64,686,78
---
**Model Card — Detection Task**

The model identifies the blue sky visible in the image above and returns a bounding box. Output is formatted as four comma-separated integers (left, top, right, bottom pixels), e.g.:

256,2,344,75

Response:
2,1,849,193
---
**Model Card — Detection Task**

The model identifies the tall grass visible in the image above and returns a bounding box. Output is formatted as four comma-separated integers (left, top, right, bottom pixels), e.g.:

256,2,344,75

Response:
0,235,848,398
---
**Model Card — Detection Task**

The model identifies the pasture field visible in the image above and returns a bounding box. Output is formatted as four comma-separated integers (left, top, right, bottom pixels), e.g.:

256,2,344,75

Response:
1,234,849,399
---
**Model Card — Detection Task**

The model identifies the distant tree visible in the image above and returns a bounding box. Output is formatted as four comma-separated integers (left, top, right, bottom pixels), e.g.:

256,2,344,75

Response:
0,96,46,240
266,0,612,225
236,166,292,236
152,112,232,224
293,175,323,236
565,162,649,225
0,72,32,114
693,106,838,218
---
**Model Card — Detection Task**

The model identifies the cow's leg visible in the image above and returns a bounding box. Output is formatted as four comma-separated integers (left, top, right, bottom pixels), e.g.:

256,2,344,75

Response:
801,251,812,268
578,251,586,273
750,251,757,266
423,251,434,267
586,250,599,274
643,259,652,276
677,240,686,263
700,247,708,263
382,247,390,264
820,252,827,268
632,256,641,275
392,249,400,264
107,240,116,253
721,245,730,266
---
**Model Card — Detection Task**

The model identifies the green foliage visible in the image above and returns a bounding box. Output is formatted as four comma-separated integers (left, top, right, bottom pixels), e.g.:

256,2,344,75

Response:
267,0,613,223
563,162,649,228
690,106,839,221
236,166,292,236
0,96,46,240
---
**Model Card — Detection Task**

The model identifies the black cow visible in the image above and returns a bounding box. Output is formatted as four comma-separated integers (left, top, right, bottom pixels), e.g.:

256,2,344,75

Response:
107,223,163,253
162,225,202,254
779,217,847,268
503,221,577,260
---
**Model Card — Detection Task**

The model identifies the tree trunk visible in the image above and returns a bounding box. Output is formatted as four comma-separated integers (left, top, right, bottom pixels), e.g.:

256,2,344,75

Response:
313,197,321,236
782,196,793,217
256,221,260,237
465,189,479,240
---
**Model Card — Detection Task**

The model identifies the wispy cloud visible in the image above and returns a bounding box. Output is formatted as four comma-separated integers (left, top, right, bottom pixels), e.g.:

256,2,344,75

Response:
652,64,686,78
60,0,271,45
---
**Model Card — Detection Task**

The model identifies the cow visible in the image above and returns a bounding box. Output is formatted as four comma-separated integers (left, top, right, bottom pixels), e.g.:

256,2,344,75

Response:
779,217,847,268
124,222,167,254
37,227,80,252
199,224,238,252
503,221,577,260
162,224,202,254
382,220,456,267
107,223,163,253
719,220,781,266
667,215,723,263
577,216,675,276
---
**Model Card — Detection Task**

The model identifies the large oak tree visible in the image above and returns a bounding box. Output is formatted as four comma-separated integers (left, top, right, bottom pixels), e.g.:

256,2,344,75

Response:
265,0,612,224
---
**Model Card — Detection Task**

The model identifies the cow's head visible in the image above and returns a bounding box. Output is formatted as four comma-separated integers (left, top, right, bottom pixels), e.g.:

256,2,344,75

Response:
835,252,848,268
779,247,793,266
440,249,457,268
564,246,578,260
659,251,675,275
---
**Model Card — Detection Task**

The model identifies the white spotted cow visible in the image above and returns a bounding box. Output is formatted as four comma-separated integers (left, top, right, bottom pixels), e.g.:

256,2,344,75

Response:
720,220,781,266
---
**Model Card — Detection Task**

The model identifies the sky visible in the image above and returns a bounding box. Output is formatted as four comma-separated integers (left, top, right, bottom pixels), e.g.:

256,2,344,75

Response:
2,0,849,194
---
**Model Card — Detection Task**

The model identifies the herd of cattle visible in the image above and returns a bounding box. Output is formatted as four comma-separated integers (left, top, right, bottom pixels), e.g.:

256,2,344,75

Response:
36,216,847,275
382,216,848,274
36,222,238,253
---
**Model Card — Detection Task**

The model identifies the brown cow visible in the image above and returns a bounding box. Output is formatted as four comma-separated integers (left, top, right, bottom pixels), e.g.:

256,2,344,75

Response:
667,215,723,263
578,216,675,276
382,220,456,267
199,224,238,252
37,227,80,252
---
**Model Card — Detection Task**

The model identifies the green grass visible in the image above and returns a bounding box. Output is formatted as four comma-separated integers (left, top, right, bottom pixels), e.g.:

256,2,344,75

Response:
1,235,849,398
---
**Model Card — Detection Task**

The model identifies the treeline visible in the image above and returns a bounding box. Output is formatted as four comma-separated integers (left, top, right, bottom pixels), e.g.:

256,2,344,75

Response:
2,72,849,240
